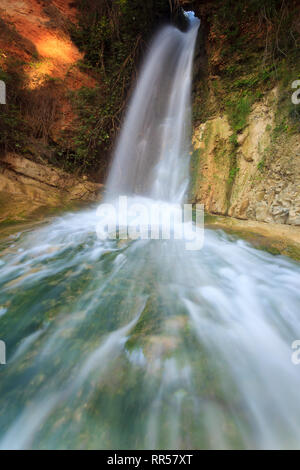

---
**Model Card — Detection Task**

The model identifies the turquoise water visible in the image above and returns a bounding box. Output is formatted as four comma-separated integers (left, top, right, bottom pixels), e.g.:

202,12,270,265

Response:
1,12,299,450
0,210,300,449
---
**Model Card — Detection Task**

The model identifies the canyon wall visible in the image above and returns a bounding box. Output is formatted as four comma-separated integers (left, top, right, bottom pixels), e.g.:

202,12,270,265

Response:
191,88,300,226
189,0,300,228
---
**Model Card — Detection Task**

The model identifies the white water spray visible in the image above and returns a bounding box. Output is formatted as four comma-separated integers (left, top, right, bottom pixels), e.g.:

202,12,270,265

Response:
106,13,200,203
0,13,300,450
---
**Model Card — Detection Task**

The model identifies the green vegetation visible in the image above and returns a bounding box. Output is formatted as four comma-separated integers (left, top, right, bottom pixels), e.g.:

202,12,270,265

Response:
0,54,63,160
189,147,201,200
190,0,299,206
0,1,182,176
192,0,300,136
257,159,265,172
0,58,27,154
1,0,299,180
225,96,252,133
228,166,239,184
55,86,111,174
66,0,183,174
229,133,238,148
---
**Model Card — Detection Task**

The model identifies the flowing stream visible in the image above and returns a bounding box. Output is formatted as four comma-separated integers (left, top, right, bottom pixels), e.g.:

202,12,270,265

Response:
0,13,300,450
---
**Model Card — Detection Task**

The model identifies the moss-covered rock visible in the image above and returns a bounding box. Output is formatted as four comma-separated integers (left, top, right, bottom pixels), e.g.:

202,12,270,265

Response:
189,0,300,229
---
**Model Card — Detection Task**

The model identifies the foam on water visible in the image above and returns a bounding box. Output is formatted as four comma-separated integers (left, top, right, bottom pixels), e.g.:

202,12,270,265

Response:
0,14,300,450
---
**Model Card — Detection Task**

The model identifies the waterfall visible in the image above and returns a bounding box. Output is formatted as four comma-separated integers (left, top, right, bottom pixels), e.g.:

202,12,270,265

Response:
106,12,200,203
0,12,300,450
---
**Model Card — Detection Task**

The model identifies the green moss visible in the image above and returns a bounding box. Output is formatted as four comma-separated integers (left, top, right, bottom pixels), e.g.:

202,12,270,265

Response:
257,159,265,172
225,96,252,133
188,148,200,201
194,0,299,134
228,166,239,184
285,245,300,262
231,67,276,92
229,132,238,147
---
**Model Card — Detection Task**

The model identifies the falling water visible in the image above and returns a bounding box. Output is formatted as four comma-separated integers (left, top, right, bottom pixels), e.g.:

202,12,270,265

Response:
106,12,199,202
0,13,300,450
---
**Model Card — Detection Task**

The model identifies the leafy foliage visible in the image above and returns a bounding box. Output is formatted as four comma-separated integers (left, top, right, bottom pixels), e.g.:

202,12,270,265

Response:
0,58,28,154
67,0,181,174
225,96,252,133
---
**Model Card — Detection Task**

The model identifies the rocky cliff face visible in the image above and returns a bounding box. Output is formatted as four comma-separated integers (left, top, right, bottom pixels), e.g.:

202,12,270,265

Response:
188,0,300,229
192,88,300,226
0,0,101,221
0,153,102,224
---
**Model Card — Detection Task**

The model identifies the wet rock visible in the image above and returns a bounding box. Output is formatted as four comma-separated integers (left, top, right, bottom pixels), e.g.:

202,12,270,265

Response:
192,87,300,229
271,205,289,224
0,153,102,223
237,131,248,146
255,203,269,222
256,191,265,202
241,150,254,162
